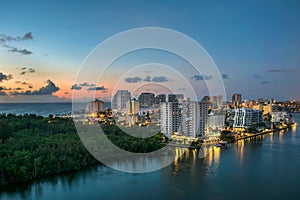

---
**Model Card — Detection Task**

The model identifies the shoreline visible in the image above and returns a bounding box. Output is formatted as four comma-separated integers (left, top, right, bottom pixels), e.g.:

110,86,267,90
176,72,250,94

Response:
236,125,294,141
0,162,101,189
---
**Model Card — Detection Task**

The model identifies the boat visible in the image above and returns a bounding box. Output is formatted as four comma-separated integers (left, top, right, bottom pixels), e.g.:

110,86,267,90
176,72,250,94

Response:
218,140,228,145
214,143,222,147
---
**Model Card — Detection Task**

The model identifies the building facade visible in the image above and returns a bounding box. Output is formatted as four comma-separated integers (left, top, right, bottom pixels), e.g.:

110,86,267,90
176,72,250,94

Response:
232,93,242,108
208,112,225,130
85,99,104,113
271,111,292,123
233,108,263,128
160,102,174,138
139,93,155,110
210,95,223,109
155,94,166,105
112,90,131,113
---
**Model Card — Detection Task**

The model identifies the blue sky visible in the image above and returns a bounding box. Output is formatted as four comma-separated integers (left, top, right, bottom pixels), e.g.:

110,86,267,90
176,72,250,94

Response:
0,0,299,102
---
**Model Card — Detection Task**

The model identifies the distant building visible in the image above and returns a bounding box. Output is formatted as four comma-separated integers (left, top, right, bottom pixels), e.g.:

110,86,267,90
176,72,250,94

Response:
160,97,209,139
257,98,268,104
199,101,209,136
168,94,180,134
155,94,166,105
139,93,155,110
112,90,131,113
160,102,174,138
201,96,210,103
210,95,223,109
232,93,242,108
233,108,263,128
252,104,274,115
180,101,202,138
129,98,139,115
178,99,209,138
270,98,277,104
175,94,184,102
243,100,256,108
168,94,177,102
271,111,292,123
208,112,225,130
85,99,104,113
126,98,140,125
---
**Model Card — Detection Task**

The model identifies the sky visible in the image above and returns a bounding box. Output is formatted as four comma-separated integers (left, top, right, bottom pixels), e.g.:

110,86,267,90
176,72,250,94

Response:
0,0,300,102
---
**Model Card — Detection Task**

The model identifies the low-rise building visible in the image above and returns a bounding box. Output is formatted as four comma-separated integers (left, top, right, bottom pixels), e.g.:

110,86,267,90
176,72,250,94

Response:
271,111,292,123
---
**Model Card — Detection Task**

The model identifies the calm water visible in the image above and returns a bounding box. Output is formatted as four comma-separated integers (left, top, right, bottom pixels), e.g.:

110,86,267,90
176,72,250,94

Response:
0,102,111,117
1,114,300,200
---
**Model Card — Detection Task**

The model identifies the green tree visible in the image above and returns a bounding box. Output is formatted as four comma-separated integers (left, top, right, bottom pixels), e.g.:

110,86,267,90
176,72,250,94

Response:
0,121,12,143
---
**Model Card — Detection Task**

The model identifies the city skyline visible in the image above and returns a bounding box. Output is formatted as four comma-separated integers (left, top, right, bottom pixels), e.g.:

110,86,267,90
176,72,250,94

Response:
1,0,300,103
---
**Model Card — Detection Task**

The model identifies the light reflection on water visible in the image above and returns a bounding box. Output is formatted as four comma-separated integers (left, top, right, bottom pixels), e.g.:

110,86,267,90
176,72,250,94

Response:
1,114,300,200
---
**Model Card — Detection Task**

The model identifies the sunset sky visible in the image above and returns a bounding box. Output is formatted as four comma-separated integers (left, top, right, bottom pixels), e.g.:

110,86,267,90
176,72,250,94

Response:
1,0,300,102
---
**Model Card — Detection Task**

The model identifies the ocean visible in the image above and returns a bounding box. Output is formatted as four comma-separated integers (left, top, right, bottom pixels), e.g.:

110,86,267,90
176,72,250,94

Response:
0,102,112,117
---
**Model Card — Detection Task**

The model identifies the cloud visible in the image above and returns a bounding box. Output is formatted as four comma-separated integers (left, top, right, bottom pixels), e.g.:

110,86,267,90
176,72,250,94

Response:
0,87,6,95
87,86,107,91
23,32,33,40
178,88,186,91
0,32,33,55
71,82,98,90
28,68,35,73
222,73,229,79
260,81,270,84
124,76,142,83
0,32,33,43
151,76,168,82
124,76,169,83
71,84,82,90
0,86,14,95
15,81,29,85
19,67,36,75
28,85,33,89
143,76,151,82
8,46,33,55
0,72,13,82
79,82,96,87
11,80,59,95
0,86,11,91
254,75,262,79
32,80,59,95
191,74,212,81
267,69,294,73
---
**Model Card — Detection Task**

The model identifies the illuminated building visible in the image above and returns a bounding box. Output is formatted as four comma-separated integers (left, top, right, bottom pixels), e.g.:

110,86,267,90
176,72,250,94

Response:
112,90,131,113
179,100,208,138
232,93,242,108
233,108,263,128
252,104,274,115
160,102,174,138
271,111,292,123
139,92,155,110
210,95,223,109
155,94,166,105
208,112,225,130
85,99,104,113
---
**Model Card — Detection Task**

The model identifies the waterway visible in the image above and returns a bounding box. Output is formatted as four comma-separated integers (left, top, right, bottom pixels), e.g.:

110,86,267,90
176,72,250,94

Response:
1,114,299,200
